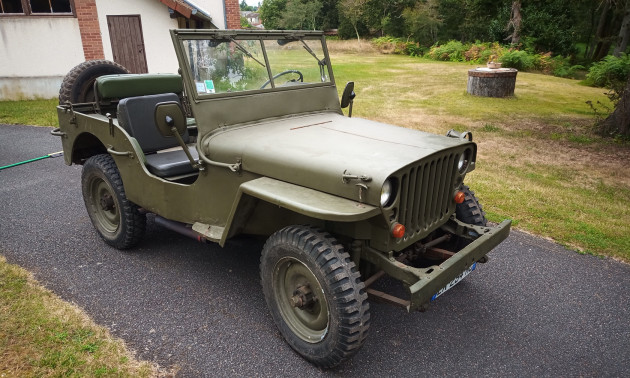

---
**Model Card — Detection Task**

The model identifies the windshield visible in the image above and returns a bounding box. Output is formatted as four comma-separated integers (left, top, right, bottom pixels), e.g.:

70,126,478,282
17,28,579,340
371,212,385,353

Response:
180,36,331,96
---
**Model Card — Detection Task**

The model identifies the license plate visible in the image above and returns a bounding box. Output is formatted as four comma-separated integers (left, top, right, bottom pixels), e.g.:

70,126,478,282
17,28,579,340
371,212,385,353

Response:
431,263,476,301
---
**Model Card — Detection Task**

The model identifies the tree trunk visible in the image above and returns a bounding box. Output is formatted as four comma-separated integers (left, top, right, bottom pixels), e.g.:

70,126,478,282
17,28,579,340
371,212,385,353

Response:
588,1,611,59
601,77,630,137
505,0,522,45
614,1,630,56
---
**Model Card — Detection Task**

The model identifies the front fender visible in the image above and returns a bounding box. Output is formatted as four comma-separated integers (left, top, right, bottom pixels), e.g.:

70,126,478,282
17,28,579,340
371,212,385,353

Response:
215,177,381,245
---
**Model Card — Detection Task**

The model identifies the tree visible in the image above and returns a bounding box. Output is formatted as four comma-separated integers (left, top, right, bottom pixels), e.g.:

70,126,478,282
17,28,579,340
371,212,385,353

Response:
614,0,630,56
339,0,369,43
402,0,442,45
600,76,630,137
280,0,323,30
259,0,287,30
505,0,522,44
240,0,255,11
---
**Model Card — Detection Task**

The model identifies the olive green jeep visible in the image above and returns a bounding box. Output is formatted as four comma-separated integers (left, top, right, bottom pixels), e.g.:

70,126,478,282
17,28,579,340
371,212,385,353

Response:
53,29,511,367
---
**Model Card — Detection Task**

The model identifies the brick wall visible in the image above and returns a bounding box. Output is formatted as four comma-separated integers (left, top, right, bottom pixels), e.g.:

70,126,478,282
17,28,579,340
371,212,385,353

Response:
224,0,241,29
75,0,105,60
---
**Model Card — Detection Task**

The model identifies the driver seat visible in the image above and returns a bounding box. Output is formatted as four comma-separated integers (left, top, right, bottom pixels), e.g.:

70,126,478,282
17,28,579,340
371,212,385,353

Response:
117,93,198,178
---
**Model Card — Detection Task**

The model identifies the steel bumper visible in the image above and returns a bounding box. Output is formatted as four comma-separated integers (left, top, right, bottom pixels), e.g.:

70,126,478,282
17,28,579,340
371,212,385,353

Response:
362,218,511,312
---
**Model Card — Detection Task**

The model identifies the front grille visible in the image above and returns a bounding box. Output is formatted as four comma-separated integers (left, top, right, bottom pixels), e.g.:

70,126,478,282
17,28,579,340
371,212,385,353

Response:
395,151,460,243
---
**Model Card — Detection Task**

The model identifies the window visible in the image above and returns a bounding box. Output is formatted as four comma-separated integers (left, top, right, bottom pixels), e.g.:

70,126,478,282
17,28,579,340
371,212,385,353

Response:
0,0,23,13
1,0,73,15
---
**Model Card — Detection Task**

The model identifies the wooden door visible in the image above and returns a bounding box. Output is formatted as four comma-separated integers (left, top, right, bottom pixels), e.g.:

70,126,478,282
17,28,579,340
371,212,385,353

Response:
107,15,148,74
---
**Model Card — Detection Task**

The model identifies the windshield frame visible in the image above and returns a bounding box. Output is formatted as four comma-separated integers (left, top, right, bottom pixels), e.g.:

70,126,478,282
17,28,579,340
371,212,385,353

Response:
170,29,336,102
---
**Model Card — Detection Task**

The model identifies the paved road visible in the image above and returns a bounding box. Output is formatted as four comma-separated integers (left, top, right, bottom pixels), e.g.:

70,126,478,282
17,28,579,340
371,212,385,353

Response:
1,124,629,377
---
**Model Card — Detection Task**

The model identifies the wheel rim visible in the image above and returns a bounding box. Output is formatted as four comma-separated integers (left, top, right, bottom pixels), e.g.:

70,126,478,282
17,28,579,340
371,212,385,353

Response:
273,256,329,343
89,176,119,234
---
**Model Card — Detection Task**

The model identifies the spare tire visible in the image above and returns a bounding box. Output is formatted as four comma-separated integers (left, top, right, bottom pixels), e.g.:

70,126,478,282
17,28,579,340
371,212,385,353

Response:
59,60,129,105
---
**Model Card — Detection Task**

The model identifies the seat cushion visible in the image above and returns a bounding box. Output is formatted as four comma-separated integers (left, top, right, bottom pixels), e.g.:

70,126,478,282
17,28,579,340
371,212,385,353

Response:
117,93,189,152
145,146,199,177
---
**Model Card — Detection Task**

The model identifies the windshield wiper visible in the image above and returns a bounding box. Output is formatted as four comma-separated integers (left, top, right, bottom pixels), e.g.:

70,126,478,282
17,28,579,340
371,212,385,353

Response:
300,40,325,66
300,39,327,81
229,38,266,68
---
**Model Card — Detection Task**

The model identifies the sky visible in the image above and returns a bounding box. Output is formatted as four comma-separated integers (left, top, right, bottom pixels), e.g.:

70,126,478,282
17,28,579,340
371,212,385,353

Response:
243,0,261,7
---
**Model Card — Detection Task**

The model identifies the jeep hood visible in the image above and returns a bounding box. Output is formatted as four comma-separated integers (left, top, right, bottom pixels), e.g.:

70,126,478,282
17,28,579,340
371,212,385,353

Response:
202,112,472,205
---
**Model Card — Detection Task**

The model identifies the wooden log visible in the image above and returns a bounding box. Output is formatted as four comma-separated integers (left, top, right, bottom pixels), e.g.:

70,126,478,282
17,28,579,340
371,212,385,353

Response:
467,68,518,98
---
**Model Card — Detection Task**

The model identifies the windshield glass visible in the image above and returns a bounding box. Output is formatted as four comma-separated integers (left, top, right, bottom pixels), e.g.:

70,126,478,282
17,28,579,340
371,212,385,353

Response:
180,37,331,96
264,39,330,85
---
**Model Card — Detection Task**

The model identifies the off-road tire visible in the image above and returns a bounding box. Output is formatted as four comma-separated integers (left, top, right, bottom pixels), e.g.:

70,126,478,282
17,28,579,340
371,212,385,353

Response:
260,225,370,368
81,154,145,249
456,185,487,226
59,60,129,105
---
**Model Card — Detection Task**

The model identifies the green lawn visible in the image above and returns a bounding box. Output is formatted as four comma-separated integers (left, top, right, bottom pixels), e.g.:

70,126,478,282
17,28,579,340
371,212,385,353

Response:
0,98,59,126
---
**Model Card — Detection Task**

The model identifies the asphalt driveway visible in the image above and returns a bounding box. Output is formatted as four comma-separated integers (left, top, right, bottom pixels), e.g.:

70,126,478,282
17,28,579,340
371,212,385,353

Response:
1,124,629,376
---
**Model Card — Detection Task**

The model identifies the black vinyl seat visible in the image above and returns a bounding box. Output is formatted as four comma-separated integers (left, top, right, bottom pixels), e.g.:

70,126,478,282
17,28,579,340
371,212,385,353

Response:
117,93,198,177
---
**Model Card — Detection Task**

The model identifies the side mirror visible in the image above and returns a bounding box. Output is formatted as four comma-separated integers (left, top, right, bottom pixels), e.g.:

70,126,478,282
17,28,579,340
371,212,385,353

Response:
155,101,201,170
340,82,356,117
155,101,186,137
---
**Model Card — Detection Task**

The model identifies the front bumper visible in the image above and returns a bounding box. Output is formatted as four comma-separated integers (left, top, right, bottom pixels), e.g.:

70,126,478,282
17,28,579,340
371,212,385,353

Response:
362,218,511,311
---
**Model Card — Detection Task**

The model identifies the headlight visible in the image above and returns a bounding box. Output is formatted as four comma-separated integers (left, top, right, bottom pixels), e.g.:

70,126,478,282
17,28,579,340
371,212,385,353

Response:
380,180,393,207
458,149,471,173
458,154,466,171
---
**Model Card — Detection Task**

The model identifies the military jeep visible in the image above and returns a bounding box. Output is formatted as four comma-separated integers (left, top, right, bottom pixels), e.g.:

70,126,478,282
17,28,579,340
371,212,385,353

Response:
53,29,511,367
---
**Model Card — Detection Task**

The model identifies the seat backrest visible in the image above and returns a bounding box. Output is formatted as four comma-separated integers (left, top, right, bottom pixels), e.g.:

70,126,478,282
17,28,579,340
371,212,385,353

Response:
117,93,189,153
96,74,183,100
94,73,184,116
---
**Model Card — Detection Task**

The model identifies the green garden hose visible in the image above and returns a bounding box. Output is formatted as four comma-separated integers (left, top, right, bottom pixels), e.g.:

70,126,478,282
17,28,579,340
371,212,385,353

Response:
0,151,64,171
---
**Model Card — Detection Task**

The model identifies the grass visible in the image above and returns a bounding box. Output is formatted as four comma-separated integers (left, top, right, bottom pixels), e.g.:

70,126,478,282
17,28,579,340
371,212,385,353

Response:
0,98,58,126
0,255,162,377
327,41,629,262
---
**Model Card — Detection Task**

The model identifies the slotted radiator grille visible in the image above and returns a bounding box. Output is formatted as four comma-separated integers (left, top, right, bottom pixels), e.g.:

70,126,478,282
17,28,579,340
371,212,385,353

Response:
395,151,460,243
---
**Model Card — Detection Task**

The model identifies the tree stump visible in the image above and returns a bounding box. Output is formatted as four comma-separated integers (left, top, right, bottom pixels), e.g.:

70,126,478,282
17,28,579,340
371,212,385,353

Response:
467,68,518,98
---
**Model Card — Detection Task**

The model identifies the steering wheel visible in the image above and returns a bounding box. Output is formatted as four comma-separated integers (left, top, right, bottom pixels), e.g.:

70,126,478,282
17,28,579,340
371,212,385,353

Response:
260,70,304,89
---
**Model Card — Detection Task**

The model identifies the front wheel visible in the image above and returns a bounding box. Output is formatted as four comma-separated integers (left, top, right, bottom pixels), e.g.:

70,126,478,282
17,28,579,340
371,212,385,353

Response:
456,185,487,226
81,154,145,249
260,226,370,367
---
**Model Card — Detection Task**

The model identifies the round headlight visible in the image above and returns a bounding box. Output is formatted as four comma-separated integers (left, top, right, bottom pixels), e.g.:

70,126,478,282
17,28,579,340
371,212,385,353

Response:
458,154,466,171
458,149,471,173
380,180,393,207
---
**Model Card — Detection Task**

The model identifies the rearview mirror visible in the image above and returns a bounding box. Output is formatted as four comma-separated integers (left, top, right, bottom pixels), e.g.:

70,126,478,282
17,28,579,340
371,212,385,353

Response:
155,101,186,137
340,82,356,117
340,82,355,108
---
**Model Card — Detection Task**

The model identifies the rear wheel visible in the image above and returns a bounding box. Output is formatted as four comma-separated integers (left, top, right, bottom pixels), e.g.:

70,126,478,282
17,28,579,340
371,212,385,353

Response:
81,154,145,249
260,225,370,367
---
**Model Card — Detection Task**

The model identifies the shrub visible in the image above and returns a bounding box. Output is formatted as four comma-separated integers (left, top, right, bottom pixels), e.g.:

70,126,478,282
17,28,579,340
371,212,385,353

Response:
428,40,467,61
464,42,505,64
499,50,535,70
585,54,630,88
372,37,424,56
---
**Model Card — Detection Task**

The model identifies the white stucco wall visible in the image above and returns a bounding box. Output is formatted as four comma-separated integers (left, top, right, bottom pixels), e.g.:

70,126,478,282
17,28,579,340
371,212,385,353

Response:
0,17,84,99
95,0,180,74
188,0,226,29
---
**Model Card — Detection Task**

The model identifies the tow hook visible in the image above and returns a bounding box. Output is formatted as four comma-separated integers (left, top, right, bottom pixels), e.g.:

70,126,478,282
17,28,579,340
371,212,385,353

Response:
478,255,490,264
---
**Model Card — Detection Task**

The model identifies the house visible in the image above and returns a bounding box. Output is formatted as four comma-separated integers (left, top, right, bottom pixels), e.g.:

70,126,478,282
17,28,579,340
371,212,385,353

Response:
240,10,262,28
0,0,241,100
